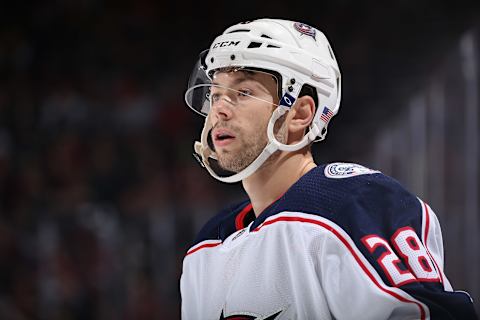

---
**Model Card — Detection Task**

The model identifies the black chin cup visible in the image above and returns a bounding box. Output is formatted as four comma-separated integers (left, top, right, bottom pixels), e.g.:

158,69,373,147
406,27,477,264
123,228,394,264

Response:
207,128,216,152
203,128,236,178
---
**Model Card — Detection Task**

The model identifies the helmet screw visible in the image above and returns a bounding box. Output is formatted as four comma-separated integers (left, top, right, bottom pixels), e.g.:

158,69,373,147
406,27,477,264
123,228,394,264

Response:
288,86,294,92
290,78,296,84
230,55,235,60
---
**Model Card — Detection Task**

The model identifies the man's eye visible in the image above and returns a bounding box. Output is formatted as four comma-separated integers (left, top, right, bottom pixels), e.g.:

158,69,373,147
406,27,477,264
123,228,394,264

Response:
210,93,220,101
238,89,252,97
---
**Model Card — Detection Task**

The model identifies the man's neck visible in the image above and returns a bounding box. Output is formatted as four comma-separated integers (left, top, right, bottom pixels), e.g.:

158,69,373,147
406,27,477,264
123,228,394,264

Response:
242,151,316,217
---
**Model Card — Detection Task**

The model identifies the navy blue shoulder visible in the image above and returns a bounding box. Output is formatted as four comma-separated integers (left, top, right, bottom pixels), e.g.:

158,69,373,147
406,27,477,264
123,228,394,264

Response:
193,199,251,245
257,163,478,319
252,162,422,239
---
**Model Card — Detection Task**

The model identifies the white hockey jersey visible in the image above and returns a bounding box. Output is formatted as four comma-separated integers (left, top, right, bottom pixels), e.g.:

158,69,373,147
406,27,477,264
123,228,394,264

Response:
180,163,477,320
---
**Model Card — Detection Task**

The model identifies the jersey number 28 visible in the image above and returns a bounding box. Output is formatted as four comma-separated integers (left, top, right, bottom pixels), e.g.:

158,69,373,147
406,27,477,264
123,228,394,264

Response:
361,227,441,286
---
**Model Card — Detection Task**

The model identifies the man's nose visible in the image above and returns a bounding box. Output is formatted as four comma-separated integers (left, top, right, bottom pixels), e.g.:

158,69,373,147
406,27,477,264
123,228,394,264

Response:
211,96,234,120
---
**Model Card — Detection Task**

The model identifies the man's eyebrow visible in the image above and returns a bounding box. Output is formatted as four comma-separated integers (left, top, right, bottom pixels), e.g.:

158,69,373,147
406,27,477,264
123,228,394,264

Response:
213,78,247,86
212,72,256,86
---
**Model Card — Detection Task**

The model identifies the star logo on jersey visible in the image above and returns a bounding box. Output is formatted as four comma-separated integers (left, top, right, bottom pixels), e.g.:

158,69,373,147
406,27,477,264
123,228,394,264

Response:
219,309,282,320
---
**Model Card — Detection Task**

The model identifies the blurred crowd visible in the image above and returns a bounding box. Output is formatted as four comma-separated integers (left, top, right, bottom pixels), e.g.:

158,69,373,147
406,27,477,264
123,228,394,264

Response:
0,2,248,319
0,77,229,319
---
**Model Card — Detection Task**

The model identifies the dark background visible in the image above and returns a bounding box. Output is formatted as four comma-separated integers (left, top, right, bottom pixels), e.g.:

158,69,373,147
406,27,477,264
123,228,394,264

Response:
1,0,479,319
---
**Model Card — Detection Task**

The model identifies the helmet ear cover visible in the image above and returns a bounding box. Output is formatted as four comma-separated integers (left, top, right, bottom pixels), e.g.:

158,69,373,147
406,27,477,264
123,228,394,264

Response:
298,84,318,109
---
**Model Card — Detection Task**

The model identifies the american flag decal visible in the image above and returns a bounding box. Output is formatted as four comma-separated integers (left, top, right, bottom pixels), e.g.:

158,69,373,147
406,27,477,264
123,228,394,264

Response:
320,106,333,123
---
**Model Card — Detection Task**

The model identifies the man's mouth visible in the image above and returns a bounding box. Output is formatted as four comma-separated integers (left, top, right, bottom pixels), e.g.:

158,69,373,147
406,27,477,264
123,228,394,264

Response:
212,129,236,147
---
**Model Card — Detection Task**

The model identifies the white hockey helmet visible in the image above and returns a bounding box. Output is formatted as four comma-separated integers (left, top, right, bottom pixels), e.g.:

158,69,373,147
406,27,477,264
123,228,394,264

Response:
185,18,341,183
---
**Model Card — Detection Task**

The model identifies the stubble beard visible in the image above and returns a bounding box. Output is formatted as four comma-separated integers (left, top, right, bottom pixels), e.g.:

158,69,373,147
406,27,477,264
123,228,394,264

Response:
217,129,266,173
216,114,288,173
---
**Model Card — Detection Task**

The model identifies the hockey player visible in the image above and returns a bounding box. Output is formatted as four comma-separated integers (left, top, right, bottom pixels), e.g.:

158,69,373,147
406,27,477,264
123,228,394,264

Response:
181,18,478,319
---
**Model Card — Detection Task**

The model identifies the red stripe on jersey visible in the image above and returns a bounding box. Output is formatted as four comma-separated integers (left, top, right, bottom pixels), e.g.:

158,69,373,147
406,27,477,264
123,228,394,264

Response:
235,203,253,230
253,216,427,320
422,201,444,284
186,241,221,256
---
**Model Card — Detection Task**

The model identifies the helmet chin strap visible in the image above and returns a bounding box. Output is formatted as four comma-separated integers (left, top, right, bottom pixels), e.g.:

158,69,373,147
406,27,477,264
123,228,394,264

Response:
194,103,320,184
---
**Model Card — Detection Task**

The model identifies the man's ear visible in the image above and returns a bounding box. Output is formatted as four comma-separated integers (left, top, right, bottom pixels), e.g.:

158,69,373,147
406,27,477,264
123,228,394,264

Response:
288,95,316,135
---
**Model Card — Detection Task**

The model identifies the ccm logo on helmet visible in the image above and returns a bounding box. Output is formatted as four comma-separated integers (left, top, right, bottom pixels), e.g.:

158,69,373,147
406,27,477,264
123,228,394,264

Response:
212,41,241,49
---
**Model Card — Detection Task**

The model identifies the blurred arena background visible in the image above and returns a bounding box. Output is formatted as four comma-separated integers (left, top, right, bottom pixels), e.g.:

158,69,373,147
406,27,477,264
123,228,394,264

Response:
1,0,479,318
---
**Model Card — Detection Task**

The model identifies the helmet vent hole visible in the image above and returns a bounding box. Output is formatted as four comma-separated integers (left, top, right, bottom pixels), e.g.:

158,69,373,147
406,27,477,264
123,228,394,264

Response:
260,34,272,39
267,44,280,48
247,42,262,49
227,29,249,33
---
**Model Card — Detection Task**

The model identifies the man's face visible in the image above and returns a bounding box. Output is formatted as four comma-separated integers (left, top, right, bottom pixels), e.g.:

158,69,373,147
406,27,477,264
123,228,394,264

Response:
208,69,281,173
